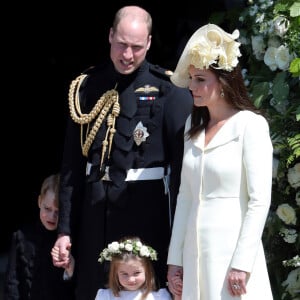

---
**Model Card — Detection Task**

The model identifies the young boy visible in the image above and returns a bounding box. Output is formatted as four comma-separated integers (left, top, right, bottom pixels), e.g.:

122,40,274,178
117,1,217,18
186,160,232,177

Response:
4,173,75,300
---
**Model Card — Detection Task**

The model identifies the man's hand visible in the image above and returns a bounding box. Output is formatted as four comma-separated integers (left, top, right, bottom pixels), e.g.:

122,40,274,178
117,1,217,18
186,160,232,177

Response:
52,234,72,268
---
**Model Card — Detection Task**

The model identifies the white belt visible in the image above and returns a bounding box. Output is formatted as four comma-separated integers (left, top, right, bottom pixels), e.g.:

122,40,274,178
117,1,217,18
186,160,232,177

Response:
126,167,165,181
90,164,172,227
101,166,167,181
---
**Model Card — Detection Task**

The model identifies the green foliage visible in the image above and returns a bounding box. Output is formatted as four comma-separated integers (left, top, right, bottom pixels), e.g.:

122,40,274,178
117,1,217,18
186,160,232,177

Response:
290,58,300,77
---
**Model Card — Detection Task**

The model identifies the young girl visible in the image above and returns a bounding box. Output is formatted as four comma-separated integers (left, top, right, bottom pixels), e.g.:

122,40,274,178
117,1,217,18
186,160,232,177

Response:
95,237,172,300
4,173,75,300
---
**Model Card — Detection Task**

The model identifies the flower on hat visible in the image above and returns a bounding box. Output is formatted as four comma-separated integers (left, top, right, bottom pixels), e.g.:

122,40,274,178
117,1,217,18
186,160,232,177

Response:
98,238,158,263
171,24,242,88
189,27,241,71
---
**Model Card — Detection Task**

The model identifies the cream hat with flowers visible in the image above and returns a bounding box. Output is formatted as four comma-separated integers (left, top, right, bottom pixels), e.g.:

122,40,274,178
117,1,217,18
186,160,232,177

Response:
171,23,241,88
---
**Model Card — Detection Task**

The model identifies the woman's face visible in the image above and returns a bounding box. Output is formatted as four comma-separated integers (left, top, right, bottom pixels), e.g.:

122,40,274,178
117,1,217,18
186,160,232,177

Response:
188,65,222,107
117,258,146,291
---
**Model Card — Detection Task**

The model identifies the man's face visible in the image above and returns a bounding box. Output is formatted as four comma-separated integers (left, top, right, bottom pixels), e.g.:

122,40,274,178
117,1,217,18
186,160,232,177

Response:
109,18,151,74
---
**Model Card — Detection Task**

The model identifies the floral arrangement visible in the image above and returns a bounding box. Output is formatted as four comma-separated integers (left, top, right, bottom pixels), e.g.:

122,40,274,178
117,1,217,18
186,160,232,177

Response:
210,1,299,299
189,24,241,72
171,24,242,88
98,239,158,263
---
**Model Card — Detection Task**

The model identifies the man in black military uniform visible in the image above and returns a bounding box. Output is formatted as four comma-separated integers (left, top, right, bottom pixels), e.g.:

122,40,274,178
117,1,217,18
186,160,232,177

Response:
52,5,193,300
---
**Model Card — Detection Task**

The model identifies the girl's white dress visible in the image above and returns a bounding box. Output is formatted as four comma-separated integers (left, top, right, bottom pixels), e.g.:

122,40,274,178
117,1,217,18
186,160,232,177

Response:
95,288,172,300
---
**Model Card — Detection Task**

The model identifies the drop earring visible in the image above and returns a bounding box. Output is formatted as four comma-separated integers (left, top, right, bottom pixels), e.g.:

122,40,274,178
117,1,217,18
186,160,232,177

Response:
220,89,225,98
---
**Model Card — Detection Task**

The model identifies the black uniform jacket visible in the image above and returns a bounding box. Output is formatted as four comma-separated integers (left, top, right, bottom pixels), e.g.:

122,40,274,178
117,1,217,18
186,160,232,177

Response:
57,59,193,299
4,221,75,300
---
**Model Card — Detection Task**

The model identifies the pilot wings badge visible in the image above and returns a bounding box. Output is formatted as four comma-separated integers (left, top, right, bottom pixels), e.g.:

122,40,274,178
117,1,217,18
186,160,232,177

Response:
133,121,149,146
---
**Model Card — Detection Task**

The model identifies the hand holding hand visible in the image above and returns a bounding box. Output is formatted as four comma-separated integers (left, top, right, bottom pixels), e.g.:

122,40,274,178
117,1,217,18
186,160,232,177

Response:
167,265,183,297
51,234,72,268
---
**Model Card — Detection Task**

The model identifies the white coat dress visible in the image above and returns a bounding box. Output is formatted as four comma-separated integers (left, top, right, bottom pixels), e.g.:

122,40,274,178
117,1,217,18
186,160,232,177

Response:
167,110,274,300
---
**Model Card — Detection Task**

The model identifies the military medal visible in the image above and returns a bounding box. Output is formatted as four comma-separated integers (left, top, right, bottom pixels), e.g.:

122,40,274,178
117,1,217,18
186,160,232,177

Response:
135,85,158,101
133,121,149,146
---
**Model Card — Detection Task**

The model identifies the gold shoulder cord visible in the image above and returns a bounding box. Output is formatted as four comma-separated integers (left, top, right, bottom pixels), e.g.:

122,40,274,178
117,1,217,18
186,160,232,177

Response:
68,74,120,168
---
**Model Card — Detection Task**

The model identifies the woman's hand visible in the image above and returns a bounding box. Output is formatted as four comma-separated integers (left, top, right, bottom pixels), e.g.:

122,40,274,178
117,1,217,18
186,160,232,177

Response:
227,268,248,296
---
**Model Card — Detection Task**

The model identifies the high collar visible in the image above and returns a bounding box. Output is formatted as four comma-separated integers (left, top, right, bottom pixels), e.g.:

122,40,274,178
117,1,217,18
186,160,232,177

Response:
108,60,149,92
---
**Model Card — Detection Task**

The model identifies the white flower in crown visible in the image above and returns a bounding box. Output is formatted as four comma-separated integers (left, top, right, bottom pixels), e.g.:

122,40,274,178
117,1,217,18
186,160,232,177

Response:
98,238,157,263
108,241,120,253
136,241,142,248
125,243,133,252
140,245,150,257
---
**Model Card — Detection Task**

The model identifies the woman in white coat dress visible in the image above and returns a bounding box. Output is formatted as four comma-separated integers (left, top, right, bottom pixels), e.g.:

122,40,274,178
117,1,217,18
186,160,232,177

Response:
167,24,274,300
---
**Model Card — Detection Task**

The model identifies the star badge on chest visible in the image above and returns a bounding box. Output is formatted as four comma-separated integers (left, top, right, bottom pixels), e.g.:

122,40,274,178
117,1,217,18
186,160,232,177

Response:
133,121,149,146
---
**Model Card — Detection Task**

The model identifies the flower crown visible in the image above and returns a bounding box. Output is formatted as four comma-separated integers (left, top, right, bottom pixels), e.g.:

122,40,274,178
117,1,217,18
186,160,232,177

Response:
98,239,158,263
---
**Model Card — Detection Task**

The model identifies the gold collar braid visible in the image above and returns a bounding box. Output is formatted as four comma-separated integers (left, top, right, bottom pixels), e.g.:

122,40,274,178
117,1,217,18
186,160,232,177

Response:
68,74,120,167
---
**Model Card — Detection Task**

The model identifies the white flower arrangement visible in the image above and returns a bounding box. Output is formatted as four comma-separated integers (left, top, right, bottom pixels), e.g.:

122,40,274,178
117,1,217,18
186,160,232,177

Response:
273,15,290,37
287,163,300,189
281,267,300,298
189,26,241,72
263,45,292,71
237,1,300,300
279,228,298,244
170,24,242,88
98,239,158,263
283,255,300,268
276,203,297,225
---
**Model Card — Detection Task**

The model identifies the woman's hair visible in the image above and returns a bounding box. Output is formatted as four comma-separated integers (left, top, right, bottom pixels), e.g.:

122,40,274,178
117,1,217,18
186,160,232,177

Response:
107,237,157,300
188,64,263,139
39,173,60,207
